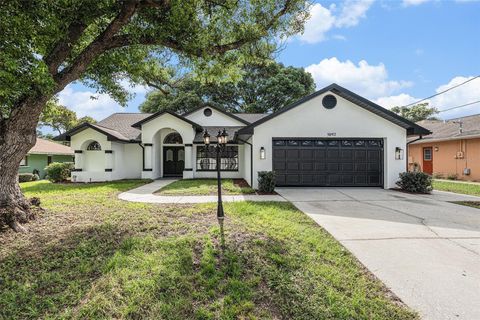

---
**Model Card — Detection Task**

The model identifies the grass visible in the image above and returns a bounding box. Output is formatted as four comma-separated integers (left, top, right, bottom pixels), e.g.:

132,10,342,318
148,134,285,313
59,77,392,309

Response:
156,179,256,195
451,201,480,209
0,180,417,319
433,180,480,197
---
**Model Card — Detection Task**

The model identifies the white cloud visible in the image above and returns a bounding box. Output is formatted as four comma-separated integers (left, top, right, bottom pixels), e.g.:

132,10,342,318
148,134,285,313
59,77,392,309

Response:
57,85,123,120
402,0,431,6
429,76,480,119
335,0,375,27
375,76,480,119
305,57,412,99
375,93,418,108
299,3,336,43
299,0,374,44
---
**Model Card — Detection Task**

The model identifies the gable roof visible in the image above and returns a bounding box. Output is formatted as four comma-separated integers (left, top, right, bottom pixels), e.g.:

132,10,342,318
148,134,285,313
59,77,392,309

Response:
55,122,133,142
233,113,269,123
411,114,480,143
181,103,251,125
237,83,431,136
131,110,203,130
29,138,73,155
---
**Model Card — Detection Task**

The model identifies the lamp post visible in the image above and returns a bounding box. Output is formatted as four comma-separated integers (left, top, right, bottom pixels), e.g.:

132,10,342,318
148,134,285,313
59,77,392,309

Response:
203,128,229,227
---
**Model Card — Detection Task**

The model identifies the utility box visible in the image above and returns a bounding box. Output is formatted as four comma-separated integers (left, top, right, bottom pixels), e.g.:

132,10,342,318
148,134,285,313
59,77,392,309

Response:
464,168,471,176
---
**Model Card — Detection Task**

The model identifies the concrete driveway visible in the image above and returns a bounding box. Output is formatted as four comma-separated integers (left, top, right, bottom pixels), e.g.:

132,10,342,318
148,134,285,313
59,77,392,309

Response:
276,187,480,320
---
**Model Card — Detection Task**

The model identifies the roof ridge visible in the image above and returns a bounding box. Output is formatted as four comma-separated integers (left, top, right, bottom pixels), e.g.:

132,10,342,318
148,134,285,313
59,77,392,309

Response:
446,113,480,121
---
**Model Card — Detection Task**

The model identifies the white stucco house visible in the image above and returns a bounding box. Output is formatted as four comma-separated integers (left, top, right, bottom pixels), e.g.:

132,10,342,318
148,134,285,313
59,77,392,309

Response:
55,84,430,189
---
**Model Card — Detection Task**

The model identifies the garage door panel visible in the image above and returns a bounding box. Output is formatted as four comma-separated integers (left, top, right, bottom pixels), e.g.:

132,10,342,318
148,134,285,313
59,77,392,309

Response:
286,150,299,159
272,138,383,187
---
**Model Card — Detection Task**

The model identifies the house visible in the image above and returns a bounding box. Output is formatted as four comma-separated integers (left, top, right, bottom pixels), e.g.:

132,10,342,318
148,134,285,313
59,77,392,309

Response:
408,114,480,181
55,84,429,189
19,138,74,179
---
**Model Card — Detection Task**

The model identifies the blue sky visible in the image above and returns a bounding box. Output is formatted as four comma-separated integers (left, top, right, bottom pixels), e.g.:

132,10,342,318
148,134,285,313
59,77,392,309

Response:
58,0,480,124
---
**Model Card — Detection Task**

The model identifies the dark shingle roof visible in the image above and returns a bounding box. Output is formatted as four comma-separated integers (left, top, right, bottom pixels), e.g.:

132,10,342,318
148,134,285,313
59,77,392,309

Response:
97,113,152,140
233,113,269,123
193,127,244,143
412,114,480,143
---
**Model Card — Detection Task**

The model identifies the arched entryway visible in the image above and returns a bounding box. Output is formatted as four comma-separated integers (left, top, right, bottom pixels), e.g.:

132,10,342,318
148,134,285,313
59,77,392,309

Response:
162,132,184,176
152,129,185,178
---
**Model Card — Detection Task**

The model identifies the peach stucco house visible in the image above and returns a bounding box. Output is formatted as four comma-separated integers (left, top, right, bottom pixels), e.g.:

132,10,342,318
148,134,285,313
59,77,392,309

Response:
408,114,480,181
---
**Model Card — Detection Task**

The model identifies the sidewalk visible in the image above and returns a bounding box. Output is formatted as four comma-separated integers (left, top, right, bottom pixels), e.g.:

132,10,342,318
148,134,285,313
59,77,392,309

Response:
118,179,286,203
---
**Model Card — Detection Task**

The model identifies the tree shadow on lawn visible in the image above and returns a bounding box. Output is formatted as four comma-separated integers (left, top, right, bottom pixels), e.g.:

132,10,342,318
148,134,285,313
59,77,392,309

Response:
20,179,150,195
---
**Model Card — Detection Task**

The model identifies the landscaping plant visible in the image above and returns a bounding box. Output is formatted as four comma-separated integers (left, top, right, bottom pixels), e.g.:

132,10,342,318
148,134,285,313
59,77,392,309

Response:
258,171,276,193
396,172,433,194
44,162,74,183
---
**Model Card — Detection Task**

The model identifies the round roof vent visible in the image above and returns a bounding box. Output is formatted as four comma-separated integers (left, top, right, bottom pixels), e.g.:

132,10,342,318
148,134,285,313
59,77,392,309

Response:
203,107,212,117
322,94,337,109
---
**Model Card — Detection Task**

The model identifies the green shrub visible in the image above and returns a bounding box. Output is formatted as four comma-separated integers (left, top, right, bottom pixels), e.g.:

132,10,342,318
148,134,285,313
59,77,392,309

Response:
447,173,458,180
396,172,433,194
18,173,33,183
45,162,74,183
258,171,276,193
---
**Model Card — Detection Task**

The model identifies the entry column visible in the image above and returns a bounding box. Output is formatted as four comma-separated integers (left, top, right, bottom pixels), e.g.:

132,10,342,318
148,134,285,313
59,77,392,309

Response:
183,144,194,178
142,143,153,179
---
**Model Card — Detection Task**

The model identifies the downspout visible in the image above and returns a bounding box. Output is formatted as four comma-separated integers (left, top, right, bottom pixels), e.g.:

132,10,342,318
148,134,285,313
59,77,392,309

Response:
406,135,423,171
236,137,253,187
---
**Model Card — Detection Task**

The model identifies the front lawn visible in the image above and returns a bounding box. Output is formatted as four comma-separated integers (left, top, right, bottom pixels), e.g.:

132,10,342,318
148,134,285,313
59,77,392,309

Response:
433,180,480,197
156,178,256,195
0,180,416,319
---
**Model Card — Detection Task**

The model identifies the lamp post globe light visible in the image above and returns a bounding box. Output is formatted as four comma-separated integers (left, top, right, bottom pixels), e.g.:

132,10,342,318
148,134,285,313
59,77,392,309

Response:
203,128,228,223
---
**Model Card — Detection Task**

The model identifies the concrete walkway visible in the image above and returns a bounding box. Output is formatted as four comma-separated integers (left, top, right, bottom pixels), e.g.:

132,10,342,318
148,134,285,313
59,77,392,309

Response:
277,187,480,320
118,179,286,203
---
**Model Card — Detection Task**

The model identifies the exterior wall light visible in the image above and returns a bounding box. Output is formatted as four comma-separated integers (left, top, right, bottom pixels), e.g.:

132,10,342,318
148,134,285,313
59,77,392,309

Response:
434,146,439,152
395,147,404,160
260,147,266,159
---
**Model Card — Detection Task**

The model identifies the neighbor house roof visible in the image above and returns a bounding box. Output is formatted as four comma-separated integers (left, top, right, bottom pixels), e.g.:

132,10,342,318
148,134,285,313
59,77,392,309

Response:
237,83,431,137
411,114,480,144
29,138,73,155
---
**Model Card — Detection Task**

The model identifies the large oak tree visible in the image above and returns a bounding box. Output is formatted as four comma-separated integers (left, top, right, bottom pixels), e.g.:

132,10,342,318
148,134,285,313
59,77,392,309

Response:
0,0,308,232
139,61,316,114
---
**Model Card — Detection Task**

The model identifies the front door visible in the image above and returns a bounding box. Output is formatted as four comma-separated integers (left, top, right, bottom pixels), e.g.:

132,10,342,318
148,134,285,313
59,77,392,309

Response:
163,146,185,177
423,147,433,174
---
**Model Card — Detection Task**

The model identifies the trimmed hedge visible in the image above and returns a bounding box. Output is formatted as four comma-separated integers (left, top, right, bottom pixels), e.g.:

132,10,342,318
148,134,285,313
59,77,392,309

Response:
45,162,74,183
19,173,34,183
396,172,432,194
258,171,276,193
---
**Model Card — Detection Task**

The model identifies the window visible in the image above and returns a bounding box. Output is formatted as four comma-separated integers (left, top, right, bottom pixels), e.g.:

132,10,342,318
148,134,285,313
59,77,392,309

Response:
203,108,212,117
424,148,432,161
20,156,28,166
163,132,183,144
87,141,102,151
196,146,238,171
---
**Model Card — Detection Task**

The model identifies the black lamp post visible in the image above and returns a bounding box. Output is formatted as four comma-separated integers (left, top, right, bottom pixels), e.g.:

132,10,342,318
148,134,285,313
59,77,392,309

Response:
203,128,229,225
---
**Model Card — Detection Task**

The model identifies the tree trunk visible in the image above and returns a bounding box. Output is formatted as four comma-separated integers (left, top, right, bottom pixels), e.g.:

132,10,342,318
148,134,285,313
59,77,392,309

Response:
0,97,48,232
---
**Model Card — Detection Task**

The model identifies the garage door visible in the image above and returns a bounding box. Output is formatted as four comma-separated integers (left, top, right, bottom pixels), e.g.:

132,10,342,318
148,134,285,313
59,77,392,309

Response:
272,138,383,187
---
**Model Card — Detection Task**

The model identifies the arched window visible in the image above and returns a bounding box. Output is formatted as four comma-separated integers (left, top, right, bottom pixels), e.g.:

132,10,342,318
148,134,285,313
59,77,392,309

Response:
86,141,102,151
163,132,183,144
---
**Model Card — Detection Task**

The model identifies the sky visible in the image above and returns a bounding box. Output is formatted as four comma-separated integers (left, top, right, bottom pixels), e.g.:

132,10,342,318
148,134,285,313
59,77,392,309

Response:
57,0,480,124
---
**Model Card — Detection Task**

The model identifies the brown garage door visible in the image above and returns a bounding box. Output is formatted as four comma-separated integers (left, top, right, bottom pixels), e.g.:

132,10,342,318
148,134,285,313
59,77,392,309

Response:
272,138,383,187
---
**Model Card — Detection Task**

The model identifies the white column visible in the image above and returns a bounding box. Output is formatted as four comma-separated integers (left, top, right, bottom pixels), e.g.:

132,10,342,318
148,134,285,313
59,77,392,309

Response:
105,150,113,171
74,150,83,170
183,144,194,179
144,144,153,170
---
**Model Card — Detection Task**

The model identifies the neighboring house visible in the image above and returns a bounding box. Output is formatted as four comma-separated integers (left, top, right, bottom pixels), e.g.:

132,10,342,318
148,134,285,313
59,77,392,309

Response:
408,114,480,181
55,84,429,189
19,138,74,179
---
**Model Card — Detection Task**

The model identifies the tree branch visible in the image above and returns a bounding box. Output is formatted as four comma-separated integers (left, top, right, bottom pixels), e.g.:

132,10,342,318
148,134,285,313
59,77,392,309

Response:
53,0,141,90
44,21,88,75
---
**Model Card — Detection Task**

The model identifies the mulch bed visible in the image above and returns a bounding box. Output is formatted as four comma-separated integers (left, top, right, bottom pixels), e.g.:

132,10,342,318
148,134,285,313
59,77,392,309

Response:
233,179,278,195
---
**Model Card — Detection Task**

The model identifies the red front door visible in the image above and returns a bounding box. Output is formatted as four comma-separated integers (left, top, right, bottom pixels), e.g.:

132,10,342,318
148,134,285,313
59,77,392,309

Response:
423,147,433,174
